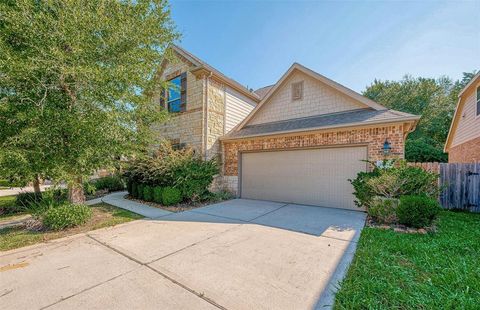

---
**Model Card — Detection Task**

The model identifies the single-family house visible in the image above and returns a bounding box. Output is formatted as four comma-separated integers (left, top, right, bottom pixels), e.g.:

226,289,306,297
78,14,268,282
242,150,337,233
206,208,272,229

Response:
157,47,420,210
444,73,480,163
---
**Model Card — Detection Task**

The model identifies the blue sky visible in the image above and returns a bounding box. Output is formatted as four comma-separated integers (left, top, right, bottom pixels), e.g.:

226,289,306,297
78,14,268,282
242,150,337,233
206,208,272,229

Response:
170,0,479,92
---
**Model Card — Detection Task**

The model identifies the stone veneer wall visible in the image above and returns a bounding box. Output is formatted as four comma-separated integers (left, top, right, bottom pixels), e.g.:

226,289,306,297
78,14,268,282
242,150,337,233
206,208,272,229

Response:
448,136,480,163
222,124,406,194
206,78,226,160
152,56,205,153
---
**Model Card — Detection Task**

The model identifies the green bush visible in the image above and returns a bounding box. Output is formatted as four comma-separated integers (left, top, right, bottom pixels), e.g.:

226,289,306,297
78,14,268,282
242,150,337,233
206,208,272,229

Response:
350,160,439,209
42,204,93,230
162,187,182,206
153,186,163,203
83,182,96,196
131,182,138,198
126,179,133,195
397,195,441,228
368,197,399,224
1,197,26,215
92,175,125,192
0,178,27,187
349,168,380,208
143,185,153,202
137,184,145,200
123,141,218,201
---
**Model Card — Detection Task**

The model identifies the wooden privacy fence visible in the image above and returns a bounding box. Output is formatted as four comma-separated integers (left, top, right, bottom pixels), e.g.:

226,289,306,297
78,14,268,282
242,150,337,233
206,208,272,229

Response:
409,162,480,212
439,163,480,212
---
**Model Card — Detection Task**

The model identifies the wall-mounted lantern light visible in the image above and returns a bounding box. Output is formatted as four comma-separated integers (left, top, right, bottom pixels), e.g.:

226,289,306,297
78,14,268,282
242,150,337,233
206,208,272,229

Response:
383,139,392,156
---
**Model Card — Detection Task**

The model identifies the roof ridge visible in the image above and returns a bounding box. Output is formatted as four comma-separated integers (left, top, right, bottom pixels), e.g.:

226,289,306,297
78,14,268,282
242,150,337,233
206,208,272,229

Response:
172,45,259,100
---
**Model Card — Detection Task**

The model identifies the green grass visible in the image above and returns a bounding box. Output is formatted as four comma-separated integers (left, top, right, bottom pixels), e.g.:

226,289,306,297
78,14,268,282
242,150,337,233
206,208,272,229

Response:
335,211,480,309
0,203,143,251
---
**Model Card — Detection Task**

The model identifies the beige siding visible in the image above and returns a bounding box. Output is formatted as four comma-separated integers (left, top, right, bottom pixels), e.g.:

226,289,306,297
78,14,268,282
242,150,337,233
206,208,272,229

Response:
225,87,256,133
451,85,480,147
248,70,368,125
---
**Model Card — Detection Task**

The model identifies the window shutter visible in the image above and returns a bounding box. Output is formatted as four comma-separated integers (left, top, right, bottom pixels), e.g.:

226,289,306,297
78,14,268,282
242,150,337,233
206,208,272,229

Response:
159,88,166,109
180,72,187,112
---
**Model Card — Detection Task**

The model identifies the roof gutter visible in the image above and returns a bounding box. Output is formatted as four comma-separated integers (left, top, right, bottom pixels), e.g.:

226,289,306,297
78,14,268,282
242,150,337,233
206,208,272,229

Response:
191,66,260,103
220,116,421,142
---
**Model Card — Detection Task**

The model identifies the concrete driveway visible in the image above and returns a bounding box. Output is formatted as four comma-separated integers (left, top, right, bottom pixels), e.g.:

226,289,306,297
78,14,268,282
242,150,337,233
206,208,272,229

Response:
0,199,366,310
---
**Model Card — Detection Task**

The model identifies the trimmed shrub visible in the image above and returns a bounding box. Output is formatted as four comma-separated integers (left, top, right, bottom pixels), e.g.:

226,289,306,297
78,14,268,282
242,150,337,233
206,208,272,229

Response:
368,196,399,224
131,182,139,198
42,204,93,230
143,185,153,202
162,187,182,206
92,175,125,192
153,186,163,203
137,184,145,200
397,195,441,228
349,168,380,208
350,160,440,209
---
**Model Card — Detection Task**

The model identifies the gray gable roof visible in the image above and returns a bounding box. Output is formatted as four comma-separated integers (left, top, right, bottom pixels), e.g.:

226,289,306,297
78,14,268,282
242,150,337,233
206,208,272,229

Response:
222,108,419,140
254,85,274,99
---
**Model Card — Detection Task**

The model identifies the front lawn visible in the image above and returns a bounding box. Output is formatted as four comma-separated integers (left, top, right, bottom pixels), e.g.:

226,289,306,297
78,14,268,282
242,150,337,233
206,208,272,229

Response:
0,203,143,251
335,211,480,309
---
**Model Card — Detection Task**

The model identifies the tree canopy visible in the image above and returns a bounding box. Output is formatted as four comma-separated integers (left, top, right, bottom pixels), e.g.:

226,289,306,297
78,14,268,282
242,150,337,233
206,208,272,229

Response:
0,0,179,201
363,72,477,162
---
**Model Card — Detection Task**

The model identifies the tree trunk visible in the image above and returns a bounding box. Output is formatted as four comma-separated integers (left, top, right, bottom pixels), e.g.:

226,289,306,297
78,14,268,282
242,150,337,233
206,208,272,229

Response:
68,176,85,204
33,176,41,194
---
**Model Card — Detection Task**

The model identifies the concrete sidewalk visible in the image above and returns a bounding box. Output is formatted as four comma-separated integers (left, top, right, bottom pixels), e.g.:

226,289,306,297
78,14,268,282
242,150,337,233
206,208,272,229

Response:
101,192,172,218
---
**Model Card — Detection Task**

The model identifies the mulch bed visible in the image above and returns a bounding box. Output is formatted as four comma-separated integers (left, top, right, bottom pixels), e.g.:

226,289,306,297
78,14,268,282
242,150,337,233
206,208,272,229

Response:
366,216,436,234
125,195,225,213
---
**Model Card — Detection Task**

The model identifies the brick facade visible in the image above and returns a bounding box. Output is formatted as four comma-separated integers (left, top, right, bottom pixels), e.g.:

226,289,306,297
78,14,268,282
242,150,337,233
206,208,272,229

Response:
221,124,406,194
448,136,480,163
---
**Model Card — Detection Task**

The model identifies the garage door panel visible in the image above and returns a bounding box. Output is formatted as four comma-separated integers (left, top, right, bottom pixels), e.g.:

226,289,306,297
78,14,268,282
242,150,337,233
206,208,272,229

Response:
241,146,367,210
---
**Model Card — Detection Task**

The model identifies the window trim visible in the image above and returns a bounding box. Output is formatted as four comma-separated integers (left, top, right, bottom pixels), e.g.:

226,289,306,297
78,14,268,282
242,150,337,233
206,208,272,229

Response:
167,75,182,113
161,73,187,113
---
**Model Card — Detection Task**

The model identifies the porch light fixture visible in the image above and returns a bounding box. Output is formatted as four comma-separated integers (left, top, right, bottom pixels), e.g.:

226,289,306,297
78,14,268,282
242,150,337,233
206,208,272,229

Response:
383,139,392,156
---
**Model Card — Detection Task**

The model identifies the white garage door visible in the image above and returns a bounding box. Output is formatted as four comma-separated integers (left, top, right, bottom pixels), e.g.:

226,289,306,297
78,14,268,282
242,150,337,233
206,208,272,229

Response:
240,146,367,210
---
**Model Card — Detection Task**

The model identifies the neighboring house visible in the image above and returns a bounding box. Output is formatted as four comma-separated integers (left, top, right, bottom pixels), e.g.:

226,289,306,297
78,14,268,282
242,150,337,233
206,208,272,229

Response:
220,63,420,210
154,45,259,162
444,73,480,163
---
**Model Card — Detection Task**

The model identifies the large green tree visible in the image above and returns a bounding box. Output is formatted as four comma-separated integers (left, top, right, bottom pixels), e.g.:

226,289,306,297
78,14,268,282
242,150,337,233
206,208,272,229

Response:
363,72,477,162
0,0,179,202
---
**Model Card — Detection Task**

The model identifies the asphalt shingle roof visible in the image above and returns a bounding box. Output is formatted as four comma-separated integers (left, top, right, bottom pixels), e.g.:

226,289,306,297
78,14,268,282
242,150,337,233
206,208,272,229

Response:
224,108,418,139
254,85,274,99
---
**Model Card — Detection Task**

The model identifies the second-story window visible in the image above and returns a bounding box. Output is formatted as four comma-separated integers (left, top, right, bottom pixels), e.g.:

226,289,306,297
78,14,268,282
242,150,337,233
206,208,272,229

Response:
161,72,187,113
